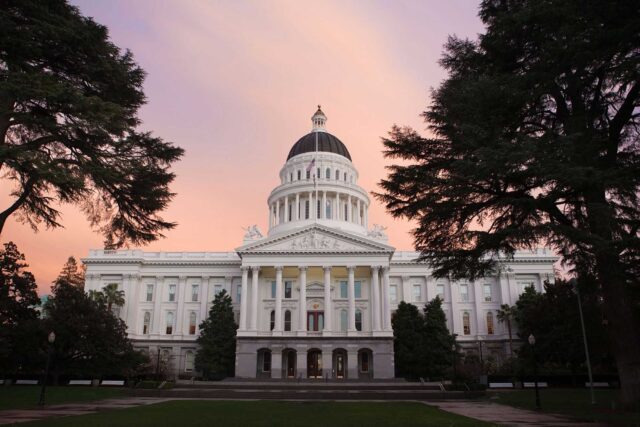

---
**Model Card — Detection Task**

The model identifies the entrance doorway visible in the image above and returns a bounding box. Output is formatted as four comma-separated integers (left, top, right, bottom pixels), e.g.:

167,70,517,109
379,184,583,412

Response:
307,311,324,331
333,349,347,379
307,349,322,378
284,349,296,378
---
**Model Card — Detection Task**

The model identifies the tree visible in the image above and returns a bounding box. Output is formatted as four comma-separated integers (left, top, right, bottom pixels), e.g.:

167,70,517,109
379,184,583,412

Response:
497,304,516,358
376,0,640,404
422,297,456,379
0,0,184,246
102,283,125,313
392,301,427,379
195,290,237,379
56,256,85,288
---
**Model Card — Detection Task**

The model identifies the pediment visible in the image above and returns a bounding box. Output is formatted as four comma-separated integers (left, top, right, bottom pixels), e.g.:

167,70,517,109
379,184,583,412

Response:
236,225,394,255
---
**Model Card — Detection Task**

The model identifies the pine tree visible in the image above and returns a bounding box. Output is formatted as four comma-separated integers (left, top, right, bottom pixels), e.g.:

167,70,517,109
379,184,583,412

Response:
56,256,85,288
392,302,426,379
423,297,456,379
195,290,237,380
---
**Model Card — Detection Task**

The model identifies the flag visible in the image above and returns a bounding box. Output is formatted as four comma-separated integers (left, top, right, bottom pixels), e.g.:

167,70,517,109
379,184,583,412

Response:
306,158,316,172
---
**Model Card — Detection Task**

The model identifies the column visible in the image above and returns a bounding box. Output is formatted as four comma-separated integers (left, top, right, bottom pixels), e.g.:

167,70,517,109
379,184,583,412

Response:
275,199,280,225
364,204,368,229
334,193,339,220
323,266,332,333
295,193,300,221
274,266,283,334
450,280,461,335
298,266,307,334
284,196,289,223
121,274,131,324
347,266,356,332
200,276,210,323
382,267,391,330
250,267,260,331
347,195,352,223
125,274,140,333
269,204,273,227
322,191,327,219
371,266,381,332
176,275,187,335
356,199,361,225
309,191,314,220
239,267,249,331
152,276,163,334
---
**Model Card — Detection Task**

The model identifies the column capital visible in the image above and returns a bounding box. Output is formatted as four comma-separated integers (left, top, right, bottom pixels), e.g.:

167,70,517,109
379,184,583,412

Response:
381,266,390,273
275,265,283,272
251,266,261,273
156,275,164,281
322,265,332,272
298,266,308,271
371,265,381,272
402,275,411,282
201,275,210,281
346,265,356,272
179,275,188,281
240,266,250,273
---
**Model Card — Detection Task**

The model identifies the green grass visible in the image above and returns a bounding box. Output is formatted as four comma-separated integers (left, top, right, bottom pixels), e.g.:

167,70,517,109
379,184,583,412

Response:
488,388,640,426
0,386,125,410
18,401,496,427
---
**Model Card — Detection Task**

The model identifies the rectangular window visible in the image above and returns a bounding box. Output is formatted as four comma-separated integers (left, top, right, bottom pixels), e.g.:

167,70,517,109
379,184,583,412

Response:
236,284,242,302
306,170,311,180
390,285,398,304
191,284,199,302
340,281,347,298
517,281,535,295
305,200,310,219
483,284,492,302
354,281,361,299
284,281,292,299
271,281,276,298
168,284,176,302
460,284,469,302
436,284,445,300
463,312,471,335
413,284,422,302
487,312,494,335
214,284,222,295
146,284,153,302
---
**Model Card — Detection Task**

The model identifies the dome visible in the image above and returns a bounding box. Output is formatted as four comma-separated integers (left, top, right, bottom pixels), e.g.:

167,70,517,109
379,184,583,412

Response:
287,132,352,161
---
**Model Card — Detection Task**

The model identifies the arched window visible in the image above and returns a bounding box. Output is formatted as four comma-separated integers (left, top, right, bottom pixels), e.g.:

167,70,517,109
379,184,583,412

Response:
284,310,292,331
340,310,348,332
289,172,293,182
462,312,471,335
185,351,194,372
306,170,311,180
343,172,347,181
166,311,174,335
335,169,340,180
297,170,301,180
270,310,275,331
143,312,151,334
486,312,494,335
325,168,330,179
189,312,197,335
355,309,362,331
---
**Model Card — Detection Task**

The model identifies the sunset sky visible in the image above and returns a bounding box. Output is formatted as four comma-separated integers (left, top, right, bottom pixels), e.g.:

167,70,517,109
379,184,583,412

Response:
2,0,485,293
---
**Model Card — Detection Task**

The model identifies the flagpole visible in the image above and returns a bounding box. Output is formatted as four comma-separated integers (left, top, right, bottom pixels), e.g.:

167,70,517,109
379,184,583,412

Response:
314,126,318,222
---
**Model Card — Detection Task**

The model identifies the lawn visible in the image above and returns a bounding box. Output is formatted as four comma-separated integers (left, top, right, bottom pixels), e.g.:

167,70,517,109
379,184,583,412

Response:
0,386,125,411
18,400,496,427
489,388,640,426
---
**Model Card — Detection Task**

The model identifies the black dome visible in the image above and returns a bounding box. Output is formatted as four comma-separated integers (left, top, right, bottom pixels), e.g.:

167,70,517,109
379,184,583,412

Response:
287,132,352,161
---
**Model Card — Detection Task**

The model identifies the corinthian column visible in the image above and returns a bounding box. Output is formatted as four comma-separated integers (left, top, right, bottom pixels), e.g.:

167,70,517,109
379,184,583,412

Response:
323,266,332,334
382,267,391,330
250,267,260,331
239,267,249,331
274,266,283,334
347,266,356,333
298,266,307,335
371,266,381,332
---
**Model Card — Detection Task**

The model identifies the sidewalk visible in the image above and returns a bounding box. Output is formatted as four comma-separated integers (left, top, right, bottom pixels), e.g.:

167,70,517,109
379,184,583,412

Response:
432,400,606,427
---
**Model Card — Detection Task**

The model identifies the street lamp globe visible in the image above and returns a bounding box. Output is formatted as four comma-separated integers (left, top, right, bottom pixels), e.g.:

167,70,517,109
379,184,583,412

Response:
451,344,456,352
48,331,56,344
528,334,535,346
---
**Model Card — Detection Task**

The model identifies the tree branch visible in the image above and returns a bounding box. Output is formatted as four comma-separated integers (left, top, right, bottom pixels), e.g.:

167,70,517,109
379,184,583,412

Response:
0,177,36,235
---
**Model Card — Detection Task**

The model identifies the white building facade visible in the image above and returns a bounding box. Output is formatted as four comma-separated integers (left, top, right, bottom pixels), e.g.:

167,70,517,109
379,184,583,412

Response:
83,107,556,379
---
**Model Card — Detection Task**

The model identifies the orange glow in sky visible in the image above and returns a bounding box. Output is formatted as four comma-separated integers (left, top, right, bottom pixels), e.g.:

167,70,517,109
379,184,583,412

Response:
1,0,484,293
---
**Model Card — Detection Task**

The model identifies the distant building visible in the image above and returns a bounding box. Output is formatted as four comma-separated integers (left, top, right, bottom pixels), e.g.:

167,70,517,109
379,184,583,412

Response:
83,107,556,379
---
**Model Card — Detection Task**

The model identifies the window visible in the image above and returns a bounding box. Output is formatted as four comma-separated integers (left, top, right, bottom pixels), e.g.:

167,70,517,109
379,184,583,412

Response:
462,312,470,335
487,312,494,335
263,351,272,372
168,284,176,302
317,167,321,179
307,311,323,331
288,204,292,221
325,168,330,179
460,284,469,302
297,170,301,180
340,309,348,332
483,284,492,302
335,170,340,180
317,200,321,218
390,285,398,303
340,281,348,298
306,170,310,180
185,351,194,372
214,284,222,295
191,284,199,302
355,309,362,331
343,172,347,181
360,352,369,372
236,284,242,302
517,281,535,295
305,200,310,219
355,281,362,298
143,312,151,334
270,310,275,331
413,284,422,301
284,310,291,331
344,204,348,220
189,312,197,335
325,200,331,219
271,281,276,298
284,281,292,299
146,284,153,302
289,172,293,182
166,312,174,335
436,284,445,300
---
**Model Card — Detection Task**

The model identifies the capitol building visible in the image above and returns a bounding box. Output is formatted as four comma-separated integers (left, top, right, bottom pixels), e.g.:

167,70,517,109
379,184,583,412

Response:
83,107,556,380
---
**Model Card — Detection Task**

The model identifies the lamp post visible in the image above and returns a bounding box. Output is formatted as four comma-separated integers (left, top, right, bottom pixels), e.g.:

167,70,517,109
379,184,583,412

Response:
451,344,457,382
571,278,596,405
38,331,56,406
528,334,541,410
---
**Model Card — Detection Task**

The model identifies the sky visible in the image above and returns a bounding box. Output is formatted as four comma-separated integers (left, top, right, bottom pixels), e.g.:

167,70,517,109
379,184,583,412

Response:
2,0,485,294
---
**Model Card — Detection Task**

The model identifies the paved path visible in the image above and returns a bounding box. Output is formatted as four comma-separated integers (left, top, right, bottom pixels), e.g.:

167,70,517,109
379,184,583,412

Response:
432,400,606,427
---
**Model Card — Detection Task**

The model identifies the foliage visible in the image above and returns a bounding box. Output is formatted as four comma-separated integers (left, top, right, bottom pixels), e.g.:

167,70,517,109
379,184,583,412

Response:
0,0,184,246
514,278,613,373
392,298,455,380
375,0,640,403
195,290,237,379
496,304,516,358
56,256,85,288
44,278,143,378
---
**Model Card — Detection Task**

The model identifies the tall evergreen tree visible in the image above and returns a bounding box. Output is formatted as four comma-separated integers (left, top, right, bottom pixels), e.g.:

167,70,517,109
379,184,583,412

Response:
0,0,184,246
56,256,85,288
392,301,426,379
423,297,456,379
497,304,516,358
376,0,640,403
195,290,237,380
